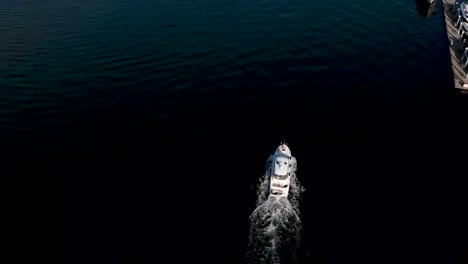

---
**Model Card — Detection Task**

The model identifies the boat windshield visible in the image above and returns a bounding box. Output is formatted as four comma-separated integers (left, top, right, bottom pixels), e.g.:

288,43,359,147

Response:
273,174,288,180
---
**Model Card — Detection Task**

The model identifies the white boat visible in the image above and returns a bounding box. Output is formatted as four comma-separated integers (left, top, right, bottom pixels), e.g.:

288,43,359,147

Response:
269,143,293,198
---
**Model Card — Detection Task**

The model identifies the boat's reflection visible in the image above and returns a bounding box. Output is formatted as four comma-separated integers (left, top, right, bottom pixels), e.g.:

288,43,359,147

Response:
415,0,438,19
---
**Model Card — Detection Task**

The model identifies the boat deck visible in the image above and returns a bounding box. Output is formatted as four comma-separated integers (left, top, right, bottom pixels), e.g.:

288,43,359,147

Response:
443,0,468,91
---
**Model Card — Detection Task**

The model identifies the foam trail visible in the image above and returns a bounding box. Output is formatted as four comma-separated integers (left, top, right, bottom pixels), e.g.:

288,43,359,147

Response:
246,154,305,264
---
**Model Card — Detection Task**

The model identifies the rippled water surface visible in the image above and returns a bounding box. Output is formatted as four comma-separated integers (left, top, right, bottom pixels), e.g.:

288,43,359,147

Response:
1,0,463,138
2,0,466,263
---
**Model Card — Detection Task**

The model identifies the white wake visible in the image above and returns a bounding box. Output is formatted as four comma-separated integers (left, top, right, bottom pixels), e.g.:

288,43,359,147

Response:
246,155,305,264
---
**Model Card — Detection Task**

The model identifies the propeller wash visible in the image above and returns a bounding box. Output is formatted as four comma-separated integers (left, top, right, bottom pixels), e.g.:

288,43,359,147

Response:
246,143,305,264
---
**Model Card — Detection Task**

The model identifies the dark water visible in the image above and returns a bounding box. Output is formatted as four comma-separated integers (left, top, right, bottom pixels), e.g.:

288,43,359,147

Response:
1,0,467,263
